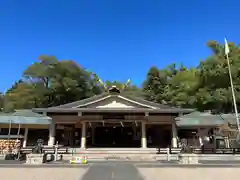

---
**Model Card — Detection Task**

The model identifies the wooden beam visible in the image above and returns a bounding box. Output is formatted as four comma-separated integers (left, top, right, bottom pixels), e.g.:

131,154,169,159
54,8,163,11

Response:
120,121,124,127
134,121,138,127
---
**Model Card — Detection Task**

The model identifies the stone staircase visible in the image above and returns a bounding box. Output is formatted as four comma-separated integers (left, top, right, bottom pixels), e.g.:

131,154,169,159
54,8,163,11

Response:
72,148,159,154
62,148,178,161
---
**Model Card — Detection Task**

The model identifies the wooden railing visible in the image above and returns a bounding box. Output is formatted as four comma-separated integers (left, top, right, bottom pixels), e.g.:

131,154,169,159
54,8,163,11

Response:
157,147,240,154
193,147,240,154
20,146,69,154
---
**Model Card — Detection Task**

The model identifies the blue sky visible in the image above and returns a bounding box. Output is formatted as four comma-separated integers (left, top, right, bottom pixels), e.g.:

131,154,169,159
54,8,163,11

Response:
1,0,240,92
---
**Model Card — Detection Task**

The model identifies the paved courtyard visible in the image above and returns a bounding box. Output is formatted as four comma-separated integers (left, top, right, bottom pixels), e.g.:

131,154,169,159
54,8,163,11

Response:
139,167,240,180
0,167,88,180
0,162,240,180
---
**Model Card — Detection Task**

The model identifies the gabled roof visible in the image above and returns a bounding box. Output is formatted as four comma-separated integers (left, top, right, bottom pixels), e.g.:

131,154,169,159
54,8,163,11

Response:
33,86,194,114
53,92,172,109
45,91,193,113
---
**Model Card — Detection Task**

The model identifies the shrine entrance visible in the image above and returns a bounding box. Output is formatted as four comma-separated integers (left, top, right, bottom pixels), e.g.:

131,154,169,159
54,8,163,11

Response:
94,125,141,147
147,125,172,148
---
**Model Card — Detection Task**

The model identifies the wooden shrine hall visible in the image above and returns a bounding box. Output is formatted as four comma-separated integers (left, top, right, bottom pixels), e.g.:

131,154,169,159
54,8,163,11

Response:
33,86,193,148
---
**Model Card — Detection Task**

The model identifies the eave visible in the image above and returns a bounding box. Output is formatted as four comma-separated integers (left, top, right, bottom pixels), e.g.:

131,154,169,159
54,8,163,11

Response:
32,107,194,114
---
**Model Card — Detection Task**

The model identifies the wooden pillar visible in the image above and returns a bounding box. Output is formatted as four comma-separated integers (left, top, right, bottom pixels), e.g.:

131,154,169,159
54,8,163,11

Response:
224,136,230,148
141,121,147,148
23,127,28,147
92,125,95,146
172,123,178,148
81,122,87,149
48,120,56,146
197,128,209,147
199,136,203,146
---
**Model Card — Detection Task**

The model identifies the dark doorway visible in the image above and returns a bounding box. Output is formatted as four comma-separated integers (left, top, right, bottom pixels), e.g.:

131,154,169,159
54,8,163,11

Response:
94,126,136,147
27,129,49,146
147,125,172,148
56,124,78,147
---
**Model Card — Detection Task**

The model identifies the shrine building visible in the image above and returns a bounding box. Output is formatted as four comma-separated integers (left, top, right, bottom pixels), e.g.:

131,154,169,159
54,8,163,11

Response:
32,85,193,148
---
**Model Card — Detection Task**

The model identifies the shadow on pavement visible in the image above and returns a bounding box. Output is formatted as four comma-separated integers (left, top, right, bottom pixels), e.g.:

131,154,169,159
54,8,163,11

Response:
81,163,144,180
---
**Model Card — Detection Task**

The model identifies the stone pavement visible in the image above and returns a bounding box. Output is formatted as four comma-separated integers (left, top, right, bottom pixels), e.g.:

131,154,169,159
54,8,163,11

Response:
0,162,240,180
139,167,240,180
81,163,143,180
0,167,88,180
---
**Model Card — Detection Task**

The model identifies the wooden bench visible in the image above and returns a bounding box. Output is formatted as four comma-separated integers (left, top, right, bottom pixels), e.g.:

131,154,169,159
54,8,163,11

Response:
157,148,181,154
20,147,34,154
216,148,240,154
20,146,69,161
193,148,240,154
170,148,182,154
20,146,69,154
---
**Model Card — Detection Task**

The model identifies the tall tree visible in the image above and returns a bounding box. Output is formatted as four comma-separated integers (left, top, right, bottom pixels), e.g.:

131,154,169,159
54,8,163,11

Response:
4,40,240,113
196,40,240,112
142,66,168,102
6,55,102,109
142,40,240,112
163,67,200,107
0,92,4,111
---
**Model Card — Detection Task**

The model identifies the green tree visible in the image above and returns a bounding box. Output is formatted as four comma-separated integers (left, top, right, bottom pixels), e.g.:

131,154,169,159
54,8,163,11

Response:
142,66,168,102
6,55,102,109
163,67,200,107
142,40,240,113
196,40,240,112
0,92,4,111
5,81,40,109
5,40,240,113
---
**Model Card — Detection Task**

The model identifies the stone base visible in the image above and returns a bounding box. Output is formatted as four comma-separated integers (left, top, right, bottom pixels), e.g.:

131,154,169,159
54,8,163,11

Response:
25,154,44,164
179,154,199,164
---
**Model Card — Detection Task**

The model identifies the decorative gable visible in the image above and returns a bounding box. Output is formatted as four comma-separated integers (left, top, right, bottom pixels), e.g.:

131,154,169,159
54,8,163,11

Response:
77,96,149,109
34,86,194,114
96,100,134,108
52,85,172,109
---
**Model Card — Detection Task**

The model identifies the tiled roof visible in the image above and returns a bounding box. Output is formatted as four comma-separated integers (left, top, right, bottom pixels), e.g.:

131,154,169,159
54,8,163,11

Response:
12,109,50,118
48,91,192,113
0,110,51,125
175,111,226,126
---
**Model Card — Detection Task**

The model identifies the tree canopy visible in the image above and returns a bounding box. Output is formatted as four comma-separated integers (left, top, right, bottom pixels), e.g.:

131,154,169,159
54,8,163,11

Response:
1,40,240,113
142,40,240,113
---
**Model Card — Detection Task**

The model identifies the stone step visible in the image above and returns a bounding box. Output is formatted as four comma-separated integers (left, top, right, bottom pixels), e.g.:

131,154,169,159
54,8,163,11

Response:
72,151,158,154
69,148,160,154
61,154,178,161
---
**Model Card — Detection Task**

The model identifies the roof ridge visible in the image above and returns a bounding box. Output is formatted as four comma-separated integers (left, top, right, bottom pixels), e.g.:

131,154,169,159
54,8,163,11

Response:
46,91,192,111
52,92,110,108
121,93,182,109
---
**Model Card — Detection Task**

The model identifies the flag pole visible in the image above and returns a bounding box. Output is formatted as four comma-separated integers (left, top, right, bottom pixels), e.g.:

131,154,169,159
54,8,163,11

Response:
224,38,240,136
